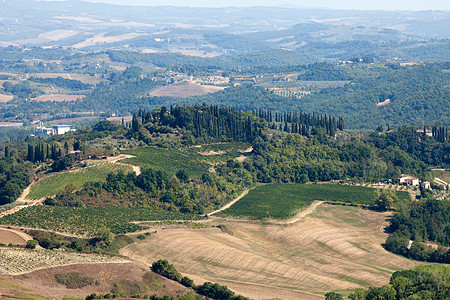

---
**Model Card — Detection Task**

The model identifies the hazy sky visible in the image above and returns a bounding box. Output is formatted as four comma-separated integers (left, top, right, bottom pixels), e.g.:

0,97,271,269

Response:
82,0,450,11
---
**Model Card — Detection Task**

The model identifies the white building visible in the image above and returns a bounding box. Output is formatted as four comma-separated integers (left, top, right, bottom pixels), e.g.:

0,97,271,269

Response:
52,125,71,135
35,122,55,136
397,174,419,186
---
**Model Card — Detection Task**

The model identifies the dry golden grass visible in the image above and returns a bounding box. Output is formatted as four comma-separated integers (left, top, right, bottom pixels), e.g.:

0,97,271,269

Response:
0,247,128,275
121,204,421,299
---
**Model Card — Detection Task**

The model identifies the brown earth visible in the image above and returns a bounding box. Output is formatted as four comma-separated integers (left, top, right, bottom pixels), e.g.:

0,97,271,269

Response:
0,94,13,103
121,204,421,299
150,84,225,98
31,94,86,102
0,261,191,300
0,228,31,246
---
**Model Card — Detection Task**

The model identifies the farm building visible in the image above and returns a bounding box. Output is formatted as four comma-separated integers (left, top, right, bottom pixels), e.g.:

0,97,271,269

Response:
397,174,419,186
35,122,55,136
421,181,431,190
35,123,73,136
52,125,71,135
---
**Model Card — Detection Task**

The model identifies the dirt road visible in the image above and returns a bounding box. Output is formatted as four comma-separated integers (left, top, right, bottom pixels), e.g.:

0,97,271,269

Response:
208,188,254,216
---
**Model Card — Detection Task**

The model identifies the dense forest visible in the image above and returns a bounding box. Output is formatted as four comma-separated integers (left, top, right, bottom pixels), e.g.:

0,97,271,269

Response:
1,46,449,130
385,200,450,263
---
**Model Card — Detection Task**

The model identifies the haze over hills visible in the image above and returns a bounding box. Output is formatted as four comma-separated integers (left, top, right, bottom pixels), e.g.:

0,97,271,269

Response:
1,0,449,56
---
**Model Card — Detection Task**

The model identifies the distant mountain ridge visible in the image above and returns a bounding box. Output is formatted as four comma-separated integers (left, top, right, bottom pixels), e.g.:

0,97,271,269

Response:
1,0,449,54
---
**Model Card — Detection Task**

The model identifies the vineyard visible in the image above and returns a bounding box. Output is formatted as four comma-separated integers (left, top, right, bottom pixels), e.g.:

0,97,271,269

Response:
0,247,127,275
185,142,251,163
121,147,210,178
0,206,203,236
27,163,133,199
219,183,410,220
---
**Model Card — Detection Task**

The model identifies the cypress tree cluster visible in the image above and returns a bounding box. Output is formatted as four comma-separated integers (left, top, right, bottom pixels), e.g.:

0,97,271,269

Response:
27,143,61,163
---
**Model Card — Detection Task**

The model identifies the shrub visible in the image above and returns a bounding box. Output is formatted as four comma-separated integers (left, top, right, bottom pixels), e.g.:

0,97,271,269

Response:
55,272,97,289
151,259,182,282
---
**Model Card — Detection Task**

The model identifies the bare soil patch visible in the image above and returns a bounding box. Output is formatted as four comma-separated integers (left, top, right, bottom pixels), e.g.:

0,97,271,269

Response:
377,99,391,106
150,84,225,98
0,261,190,300
0,94,13,103
121,204,421,299
0,229,29,246
31,94,85,102
235,147,253,162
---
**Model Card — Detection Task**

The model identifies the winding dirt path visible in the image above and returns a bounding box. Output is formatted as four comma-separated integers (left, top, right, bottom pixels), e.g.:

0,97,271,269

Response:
0,181,43,219
279,200,324,224
208,187,254,216
106,154,141,175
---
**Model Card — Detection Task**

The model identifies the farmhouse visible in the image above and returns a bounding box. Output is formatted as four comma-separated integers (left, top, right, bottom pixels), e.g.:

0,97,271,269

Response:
397,174,419,186
416,129,433,137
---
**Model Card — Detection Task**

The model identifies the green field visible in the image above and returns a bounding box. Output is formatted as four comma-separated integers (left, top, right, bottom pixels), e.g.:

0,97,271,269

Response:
121,143,248,178
219,183,410,220
28,163,133,199
0,206,202,236
122,147,210,178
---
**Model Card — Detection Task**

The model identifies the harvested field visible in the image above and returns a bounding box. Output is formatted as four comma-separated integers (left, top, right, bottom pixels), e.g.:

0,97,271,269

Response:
73,33,142,49
38,30,78,41
150,84,225,98
0,247,128,275
0,228,31,246
121,204,421,299
0,261,191,300
31,94,85,102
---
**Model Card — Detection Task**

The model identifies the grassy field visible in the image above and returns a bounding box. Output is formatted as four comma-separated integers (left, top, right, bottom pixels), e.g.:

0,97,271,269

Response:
27,163,133,199
219,183,410,220
0,206,202,236
122,143,249,178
